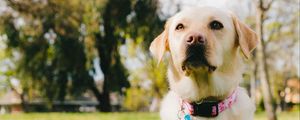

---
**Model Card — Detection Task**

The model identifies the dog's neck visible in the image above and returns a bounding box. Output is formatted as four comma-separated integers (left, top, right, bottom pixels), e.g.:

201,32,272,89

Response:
168,58,242,102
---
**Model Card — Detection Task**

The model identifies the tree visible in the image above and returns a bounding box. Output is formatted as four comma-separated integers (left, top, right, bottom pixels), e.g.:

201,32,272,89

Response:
259,0,299,111
0,0,164,112
120,0,167,111
255,0,277,119
95,0,164,111
0,0,103,111
0,0,131,111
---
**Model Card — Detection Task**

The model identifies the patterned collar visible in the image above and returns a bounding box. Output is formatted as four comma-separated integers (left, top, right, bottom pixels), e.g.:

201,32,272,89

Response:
177,89,238,120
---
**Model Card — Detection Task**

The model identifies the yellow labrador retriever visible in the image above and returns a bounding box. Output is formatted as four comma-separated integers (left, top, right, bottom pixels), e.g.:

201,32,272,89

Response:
150,7,258,120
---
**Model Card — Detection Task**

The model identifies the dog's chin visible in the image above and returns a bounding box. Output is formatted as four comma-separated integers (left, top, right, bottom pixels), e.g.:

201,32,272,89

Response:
181,62,217,76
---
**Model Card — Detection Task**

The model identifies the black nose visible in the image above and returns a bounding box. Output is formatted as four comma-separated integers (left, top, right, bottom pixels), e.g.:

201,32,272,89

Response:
186,33,206,45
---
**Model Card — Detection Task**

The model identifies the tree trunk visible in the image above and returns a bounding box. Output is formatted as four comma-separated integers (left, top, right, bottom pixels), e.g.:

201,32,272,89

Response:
95,41,114,112
89,82,111,112
94,24,115,112
250,62,257,102
20,92,29,112
255,8,277,120
8,78,29,112
93,0,131,112
92,1,120,112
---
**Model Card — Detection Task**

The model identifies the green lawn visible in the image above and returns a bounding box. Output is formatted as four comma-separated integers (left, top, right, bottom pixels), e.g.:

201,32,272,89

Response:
0,111,298,120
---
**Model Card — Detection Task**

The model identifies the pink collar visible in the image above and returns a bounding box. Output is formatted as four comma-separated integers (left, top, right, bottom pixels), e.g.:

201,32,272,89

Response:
178,89,238,119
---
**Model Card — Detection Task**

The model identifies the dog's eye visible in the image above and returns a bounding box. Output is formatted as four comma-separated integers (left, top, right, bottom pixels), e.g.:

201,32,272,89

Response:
210,20,223,30
175,23,184,30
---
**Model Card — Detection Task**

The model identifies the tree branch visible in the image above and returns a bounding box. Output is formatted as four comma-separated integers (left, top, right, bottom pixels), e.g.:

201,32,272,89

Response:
262,0,275,11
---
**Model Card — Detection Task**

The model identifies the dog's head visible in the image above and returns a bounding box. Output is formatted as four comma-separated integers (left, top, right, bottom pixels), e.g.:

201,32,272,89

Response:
150,7,258,77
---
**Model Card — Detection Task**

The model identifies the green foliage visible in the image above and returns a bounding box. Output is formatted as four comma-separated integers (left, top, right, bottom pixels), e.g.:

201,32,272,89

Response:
125,0,164,50
0,0,103,103
144,59,168,99
124,82,150,111
0,0,165,111
121,0,167,111
124,56,168,111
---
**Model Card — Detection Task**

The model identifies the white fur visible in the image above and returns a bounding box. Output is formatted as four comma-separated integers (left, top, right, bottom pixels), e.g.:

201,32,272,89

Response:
153,7,257,120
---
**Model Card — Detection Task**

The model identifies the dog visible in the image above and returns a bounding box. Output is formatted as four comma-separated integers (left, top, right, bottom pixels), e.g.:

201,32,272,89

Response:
149,6,258,120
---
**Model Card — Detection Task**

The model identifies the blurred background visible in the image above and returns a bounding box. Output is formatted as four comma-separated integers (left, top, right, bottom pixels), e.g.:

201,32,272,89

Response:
0,0,299,120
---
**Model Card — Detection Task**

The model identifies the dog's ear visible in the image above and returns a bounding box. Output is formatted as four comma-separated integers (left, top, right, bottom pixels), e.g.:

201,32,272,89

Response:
149,20,170,64
232,14,259,59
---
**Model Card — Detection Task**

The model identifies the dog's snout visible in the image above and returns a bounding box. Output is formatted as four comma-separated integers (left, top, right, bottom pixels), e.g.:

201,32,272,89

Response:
186,33,206,45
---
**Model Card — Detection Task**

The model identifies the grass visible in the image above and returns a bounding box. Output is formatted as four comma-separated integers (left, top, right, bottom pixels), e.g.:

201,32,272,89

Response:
0,112,158,120
0,111,299,120
255,111,299,120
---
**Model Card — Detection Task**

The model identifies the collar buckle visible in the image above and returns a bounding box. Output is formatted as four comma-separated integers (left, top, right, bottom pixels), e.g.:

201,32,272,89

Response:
191,101,219,117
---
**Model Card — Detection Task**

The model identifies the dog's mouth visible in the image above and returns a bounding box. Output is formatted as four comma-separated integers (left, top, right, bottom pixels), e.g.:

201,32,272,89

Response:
181,59,217,73
181,45,217,74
